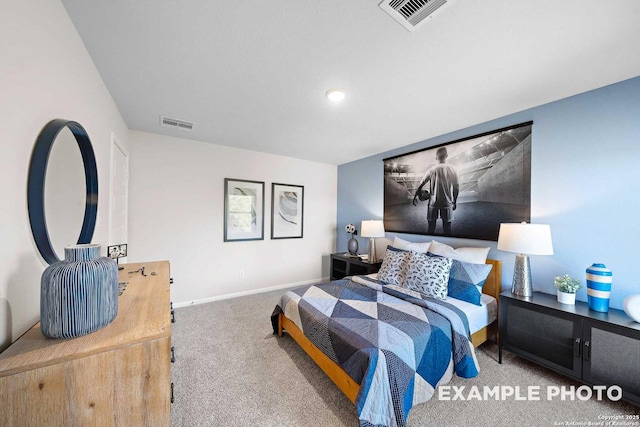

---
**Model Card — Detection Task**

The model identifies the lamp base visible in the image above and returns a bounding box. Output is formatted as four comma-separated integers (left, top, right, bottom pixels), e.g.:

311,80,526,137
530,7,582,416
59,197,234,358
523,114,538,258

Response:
368,237,377,263
511,254,533,297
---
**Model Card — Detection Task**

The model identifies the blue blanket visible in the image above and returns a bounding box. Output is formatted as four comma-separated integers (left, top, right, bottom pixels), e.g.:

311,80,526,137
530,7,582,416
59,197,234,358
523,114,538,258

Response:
274,276,479,427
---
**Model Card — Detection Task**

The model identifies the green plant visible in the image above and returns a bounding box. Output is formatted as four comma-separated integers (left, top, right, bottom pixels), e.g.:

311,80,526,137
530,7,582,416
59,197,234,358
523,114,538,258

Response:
554,275,581,294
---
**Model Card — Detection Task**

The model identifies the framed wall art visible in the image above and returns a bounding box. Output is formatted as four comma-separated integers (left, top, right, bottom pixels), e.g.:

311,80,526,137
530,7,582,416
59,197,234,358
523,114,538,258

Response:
224,178,264,242
271,183,304,239
383,122,532,241
107,243,127,270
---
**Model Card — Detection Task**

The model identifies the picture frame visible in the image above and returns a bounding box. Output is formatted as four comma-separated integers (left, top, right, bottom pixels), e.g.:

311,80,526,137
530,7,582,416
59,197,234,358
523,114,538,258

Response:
271,183,304,239
383,121,532,241
107,243,128,259
107,243,127,270
224,178,265,242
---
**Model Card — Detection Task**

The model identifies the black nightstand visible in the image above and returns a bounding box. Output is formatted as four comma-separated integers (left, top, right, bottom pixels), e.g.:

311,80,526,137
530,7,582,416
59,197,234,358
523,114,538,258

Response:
499,291,640,407
330,253,382,280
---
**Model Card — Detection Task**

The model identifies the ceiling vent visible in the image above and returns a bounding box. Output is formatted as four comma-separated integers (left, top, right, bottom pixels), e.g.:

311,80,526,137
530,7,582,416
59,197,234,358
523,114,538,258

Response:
160,115,194,131
379,0,450,32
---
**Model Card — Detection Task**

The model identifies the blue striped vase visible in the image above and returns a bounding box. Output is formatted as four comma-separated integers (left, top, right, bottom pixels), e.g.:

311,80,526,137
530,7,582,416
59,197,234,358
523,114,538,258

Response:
585,263,612,313
40,244,119,338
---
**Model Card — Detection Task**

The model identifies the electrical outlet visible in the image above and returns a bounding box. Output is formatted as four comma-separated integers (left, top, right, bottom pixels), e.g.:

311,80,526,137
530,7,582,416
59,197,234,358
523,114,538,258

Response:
239,271,245,279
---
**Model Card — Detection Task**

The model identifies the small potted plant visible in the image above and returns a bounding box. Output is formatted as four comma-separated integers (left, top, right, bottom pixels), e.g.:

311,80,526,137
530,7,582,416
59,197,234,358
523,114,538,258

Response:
554,275,581,305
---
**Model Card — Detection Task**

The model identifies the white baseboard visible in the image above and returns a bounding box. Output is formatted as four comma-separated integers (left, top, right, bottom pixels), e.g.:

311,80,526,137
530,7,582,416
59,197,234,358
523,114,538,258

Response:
172,276,329,308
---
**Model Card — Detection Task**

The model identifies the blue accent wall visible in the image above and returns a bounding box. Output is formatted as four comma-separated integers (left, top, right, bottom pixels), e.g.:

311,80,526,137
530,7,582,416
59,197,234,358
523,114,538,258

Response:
337,76,640,310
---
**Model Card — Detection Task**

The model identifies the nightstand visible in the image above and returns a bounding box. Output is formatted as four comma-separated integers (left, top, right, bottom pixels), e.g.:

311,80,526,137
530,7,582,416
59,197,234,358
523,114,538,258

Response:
499,291,640,407
330,253,382,280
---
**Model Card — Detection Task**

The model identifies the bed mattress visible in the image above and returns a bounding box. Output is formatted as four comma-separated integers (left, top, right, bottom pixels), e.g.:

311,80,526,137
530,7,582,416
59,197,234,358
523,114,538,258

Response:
445,293,497,334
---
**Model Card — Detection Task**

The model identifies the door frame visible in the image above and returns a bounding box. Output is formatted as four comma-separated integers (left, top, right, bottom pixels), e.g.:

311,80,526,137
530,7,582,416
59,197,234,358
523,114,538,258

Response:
108,132,129,253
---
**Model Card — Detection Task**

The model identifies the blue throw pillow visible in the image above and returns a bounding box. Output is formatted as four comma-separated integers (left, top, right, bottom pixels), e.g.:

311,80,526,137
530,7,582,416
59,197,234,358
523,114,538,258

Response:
446,258,493,306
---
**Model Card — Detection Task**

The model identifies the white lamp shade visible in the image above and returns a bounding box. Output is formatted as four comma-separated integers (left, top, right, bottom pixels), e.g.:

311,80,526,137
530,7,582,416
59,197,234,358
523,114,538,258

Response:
361,220,385,238
497,223,553,255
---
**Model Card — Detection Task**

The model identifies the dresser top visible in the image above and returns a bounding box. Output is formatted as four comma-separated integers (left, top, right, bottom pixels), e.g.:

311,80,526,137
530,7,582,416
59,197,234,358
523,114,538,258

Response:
0,261,171,377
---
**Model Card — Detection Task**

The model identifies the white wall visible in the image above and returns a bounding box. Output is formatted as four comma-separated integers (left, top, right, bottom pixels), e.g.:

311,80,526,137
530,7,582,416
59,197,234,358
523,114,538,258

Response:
0,0,129,351
127,131,337,305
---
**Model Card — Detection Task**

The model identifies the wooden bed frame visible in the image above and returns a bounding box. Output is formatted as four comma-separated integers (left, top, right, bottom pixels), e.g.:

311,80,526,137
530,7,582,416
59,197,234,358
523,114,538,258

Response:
277,259,502,404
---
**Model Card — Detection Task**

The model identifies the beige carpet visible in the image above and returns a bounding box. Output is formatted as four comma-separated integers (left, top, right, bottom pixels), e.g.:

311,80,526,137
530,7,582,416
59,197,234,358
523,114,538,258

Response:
170,288,638,427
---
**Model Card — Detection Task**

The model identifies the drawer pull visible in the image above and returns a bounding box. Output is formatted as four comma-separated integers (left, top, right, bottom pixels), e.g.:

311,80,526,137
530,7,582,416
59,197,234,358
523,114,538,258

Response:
573,338,581,357
171,383,175,404
171,309,175,323
583,340,591,361
170,277,174,284
171,346,176,363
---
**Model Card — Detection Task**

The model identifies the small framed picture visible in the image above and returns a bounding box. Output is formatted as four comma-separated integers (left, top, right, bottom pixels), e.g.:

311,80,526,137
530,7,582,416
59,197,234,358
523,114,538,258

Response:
224,178,265,242
107,243,127,259
271,183,304,239
107,243,127,270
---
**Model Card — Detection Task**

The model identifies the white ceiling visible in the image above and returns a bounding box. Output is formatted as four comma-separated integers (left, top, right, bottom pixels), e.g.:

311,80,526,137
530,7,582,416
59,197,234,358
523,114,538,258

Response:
61,0,640,165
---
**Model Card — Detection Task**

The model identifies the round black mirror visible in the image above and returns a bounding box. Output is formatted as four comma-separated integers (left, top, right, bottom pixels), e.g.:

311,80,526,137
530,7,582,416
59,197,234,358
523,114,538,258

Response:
28,119,98,264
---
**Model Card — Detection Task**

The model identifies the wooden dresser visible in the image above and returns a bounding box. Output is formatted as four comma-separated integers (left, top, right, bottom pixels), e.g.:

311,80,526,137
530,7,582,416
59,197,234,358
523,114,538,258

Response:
0,260,172,426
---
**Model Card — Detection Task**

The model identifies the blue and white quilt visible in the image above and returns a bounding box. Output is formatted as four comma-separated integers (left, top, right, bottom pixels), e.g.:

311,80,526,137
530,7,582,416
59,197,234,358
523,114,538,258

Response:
273,275,479,427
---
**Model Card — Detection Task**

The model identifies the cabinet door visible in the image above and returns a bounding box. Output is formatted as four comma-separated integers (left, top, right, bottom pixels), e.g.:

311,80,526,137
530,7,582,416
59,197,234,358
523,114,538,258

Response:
331,256,347,280
0,337,170,426
582,320,640,406
501,300,582,379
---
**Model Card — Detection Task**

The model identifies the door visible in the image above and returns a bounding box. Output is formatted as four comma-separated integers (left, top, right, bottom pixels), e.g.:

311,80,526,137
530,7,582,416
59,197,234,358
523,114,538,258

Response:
582,319,640,406
500,297,583,379
109,133,129,261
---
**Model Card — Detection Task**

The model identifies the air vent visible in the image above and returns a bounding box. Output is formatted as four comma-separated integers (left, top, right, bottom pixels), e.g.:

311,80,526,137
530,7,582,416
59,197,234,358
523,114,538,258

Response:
160,116,194,131
379,0,450,32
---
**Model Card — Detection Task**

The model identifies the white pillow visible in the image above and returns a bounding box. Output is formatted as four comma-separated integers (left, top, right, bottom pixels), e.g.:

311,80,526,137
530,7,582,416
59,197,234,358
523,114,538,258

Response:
429,240,490,264
392,236,432,254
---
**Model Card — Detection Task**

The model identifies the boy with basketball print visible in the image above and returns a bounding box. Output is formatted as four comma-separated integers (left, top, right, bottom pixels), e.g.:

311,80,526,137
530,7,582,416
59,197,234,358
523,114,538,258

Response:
412,146,459,235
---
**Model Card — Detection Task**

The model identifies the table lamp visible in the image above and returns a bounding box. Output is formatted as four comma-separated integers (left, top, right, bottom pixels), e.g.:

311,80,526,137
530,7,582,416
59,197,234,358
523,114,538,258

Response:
361,220,385,263
497,222,553,297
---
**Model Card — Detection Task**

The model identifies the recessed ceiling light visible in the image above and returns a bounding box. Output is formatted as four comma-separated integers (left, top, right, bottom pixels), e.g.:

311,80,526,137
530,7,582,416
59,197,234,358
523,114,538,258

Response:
326,88,346,102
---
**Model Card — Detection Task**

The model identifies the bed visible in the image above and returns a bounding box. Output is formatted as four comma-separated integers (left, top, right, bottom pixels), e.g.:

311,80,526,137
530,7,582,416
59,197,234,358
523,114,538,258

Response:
272,253,501,427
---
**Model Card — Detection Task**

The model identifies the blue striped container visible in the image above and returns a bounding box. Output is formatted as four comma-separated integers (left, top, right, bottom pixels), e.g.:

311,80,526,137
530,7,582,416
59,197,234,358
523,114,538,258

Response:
585,263,612,313
40,244,119,338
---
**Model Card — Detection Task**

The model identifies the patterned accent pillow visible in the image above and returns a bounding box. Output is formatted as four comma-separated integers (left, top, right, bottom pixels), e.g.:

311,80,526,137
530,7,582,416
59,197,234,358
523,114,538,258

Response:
377,246,410,286
403,252,453,300
446,258,493,306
